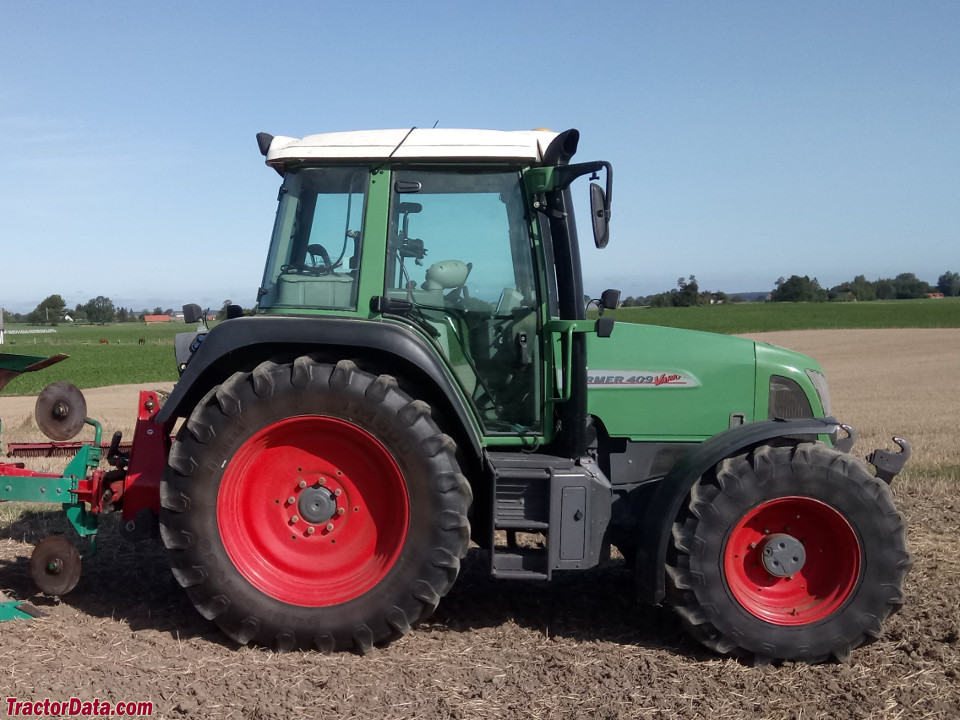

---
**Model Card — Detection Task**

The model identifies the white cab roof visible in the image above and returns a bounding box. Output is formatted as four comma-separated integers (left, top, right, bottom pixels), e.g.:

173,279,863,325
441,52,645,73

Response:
265,128,561,166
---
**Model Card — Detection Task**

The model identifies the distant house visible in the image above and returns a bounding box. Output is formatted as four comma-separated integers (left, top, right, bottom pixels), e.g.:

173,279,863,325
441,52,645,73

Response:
926,293,944,299
144,314,171,323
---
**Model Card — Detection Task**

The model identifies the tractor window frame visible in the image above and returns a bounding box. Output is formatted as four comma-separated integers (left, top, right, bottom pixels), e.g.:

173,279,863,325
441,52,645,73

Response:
258,165,370,312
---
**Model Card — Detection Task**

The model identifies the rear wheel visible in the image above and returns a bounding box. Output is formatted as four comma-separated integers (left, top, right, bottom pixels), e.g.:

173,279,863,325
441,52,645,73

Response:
666,443,912,663
160,358,472,652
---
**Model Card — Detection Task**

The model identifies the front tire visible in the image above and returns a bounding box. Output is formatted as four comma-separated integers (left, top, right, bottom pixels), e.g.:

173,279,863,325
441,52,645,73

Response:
160,358,472,652
666,443,912,663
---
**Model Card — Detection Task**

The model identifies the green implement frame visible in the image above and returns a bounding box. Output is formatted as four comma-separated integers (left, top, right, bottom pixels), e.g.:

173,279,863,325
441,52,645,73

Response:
0,353,69,394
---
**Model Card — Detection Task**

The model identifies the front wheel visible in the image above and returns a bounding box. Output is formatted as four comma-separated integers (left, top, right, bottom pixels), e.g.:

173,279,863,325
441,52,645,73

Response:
160,358,472,652
666,443,912,663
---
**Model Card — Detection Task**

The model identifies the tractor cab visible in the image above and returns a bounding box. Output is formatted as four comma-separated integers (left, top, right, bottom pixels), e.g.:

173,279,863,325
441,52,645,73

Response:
253,128,612,446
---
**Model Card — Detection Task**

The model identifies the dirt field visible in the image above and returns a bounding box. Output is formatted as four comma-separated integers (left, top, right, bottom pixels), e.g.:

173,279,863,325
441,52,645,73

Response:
0,330,957,719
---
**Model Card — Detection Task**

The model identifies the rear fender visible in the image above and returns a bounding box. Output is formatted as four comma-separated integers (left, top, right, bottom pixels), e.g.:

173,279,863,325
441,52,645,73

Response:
157,316,482,456
635,416,841,604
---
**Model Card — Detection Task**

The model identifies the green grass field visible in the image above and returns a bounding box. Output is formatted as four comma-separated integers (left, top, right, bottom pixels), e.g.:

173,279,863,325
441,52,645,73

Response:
2,298,957,394
607,297,960,334
1,322,184,395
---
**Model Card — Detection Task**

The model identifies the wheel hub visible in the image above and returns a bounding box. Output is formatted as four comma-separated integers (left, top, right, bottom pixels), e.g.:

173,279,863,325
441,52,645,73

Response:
297,485,338,524
759,532,806,577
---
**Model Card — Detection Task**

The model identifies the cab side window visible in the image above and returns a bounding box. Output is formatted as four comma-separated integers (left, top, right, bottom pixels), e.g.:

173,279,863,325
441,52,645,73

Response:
387,169,542,433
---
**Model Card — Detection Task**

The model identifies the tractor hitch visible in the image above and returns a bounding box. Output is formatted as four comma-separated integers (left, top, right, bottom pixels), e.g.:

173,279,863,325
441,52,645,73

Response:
867,436,912,484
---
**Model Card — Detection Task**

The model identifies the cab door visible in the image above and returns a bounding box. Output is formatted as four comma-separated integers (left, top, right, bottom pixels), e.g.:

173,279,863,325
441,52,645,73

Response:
386,168,545,436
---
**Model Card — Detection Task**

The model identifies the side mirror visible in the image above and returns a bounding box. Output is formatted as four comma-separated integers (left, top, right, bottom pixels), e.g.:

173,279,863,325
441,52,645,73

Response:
599,288,620,312
590,182,610,249
182,304,203,324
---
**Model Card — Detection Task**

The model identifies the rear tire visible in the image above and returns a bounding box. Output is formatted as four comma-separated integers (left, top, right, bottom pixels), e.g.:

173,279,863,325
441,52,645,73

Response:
160,358,472,652
666,443,912,663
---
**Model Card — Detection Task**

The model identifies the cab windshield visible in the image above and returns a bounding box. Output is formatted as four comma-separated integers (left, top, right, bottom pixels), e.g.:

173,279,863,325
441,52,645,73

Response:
258,166,368,311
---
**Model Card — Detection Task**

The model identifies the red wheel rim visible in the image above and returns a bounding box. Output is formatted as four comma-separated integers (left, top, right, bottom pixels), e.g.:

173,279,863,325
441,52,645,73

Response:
217,416,409,606
723,497,861,625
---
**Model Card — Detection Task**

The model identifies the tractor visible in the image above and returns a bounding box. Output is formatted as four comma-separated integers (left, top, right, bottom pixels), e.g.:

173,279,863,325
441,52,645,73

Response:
0,127,911,663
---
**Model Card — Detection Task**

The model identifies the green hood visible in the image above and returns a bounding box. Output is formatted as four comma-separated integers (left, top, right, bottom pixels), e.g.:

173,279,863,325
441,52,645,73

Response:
585,323,824,441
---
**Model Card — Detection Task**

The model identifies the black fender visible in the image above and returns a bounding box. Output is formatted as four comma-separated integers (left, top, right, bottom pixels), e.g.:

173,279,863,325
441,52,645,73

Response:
156,315,482,456
635,416,841,604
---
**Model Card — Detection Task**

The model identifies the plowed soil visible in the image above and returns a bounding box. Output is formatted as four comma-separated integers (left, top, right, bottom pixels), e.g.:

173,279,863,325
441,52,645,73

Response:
1,330,958,720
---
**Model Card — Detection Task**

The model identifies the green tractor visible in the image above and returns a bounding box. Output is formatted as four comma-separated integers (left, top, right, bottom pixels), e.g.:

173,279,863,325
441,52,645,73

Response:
108,128,914,662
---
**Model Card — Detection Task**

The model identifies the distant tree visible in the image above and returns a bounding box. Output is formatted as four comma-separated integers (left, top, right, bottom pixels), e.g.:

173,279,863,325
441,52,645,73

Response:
28,294,67,324
648,291,675,308
832,274,876,302
937,271,960,297
117,307,129,323
676,275,701,307
892,273,931,299
875,278,896,300
850,275,876,301
770,276,827,302
152,307,164,315
84,296,116,325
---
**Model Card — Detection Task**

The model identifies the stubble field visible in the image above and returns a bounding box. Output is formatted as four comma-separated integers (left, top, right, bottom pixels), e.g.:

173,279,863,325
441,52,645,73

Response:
0,329,958,719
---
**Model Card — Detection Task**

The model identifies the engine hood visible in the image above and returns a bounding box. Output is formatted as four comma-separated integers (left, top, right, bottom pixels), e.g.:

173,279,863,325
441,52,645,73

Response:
584,322,768,441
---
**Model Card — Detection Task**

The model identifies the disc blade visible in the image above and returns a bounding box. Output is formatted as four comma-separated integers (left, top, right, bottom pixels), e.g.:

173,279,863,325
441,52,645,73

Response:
30,536,82,596
34,382,87,441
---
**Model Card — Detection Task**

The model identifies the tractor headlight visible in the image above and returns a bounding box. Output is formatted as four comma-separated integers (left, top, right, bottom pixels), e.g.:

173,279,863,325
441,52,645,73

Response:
804,368,832,416
768,375,813,419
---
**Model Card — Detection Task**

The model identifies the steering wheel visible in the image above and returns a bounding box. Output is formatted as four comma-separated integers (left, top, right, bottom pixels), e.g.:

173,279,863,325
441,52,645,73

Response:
281,245,342,276
306,244,342,274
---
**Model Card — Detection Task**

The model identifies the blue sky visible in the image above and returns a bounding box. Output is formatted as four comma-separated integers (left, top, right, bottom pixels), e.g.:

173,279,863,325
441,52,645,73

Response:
1,1,958,314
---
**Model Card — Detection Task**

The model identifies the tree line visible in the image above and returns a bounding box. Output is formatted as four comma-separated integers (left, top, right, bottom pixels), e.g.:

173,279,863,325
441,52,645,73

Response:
2,296,245,326
619,271,959,308
2,294,170,325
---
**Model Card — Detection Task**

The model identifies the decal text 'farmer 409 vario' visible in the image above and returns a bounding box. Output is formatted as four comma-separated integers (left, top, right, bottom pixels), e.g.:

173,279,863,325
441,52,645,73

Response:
587,370,698,387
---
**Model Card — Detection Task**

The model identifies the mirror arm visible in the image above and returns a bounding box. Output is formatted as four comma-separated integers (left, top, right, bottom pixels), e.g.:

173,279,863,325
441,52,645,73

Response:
555,161,613,209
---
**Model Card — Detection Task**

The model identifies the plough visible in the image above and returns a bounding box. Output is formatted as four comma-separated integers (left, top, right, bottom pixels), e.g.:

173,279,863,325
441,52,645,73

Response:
0,352,170,619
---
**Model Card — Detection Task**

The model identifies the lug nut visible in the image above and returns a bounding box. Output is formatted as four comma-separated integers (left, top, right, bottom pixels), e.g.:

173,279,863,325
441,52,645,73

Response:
318,477,326,486
306,526,315,536
298,480,307,489
326,523,334,532
337,508,345,516
333,488,342,497
290,515,299,524
287,496,295,505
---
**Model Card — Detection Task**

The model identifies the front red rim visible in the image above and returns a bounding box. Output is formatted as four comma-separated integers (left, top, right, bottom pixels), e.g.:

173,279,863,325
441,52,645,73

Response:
217,416,409,607
723,497,861,625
